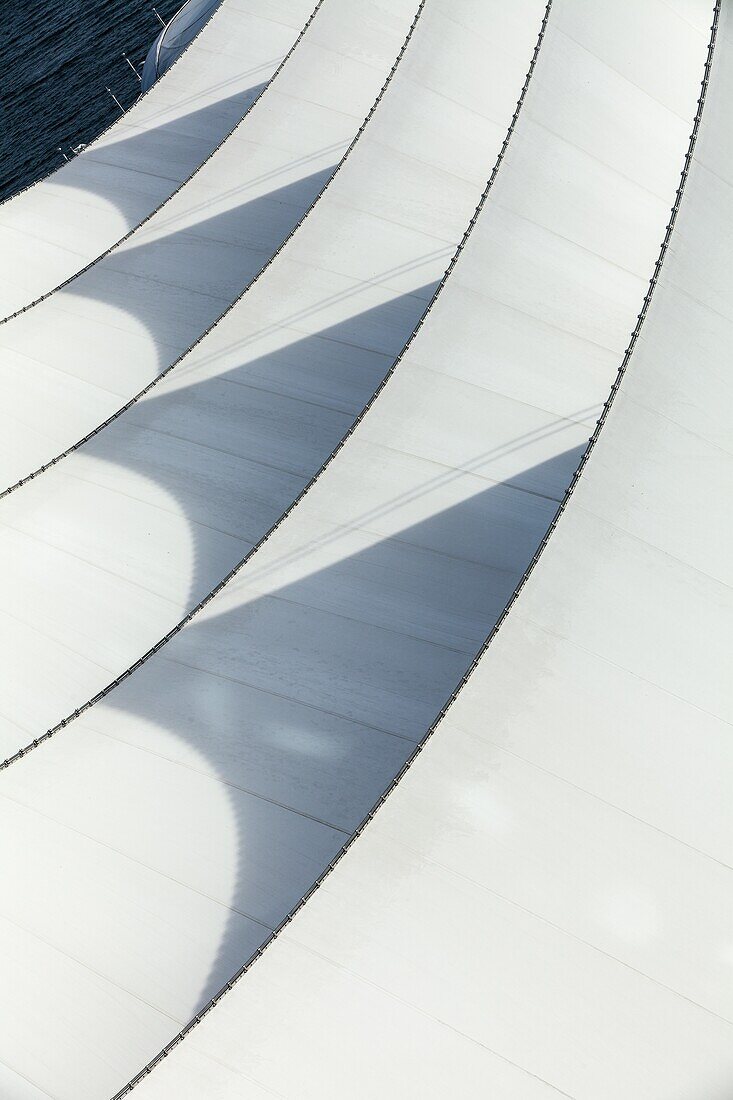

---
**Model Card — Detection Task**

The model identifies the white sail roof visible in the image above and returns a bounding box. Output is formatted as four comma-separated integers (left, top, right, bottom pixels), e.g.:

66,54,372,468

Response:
0,1,729,1098
0,0,545,757
0,0,316,317
0,0,546,1094
0,0,429,494
130,2,732,1097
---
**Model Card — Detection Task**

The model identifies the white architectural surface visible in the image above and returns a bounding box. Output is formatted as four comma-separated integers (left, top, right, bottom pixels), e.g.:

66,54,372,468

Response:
128,2,733,1098
0,0,423,491
0,1,548,1096
0,0,321,318
0,2,726,1100
0,1,725,1099
0,0,546,763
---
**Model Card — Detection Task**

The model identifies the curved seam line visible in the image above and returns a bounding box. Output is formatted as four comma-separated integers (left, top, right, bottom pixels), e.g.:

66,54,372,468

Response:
0,0,327,321
60,3,558,1094
0,0,303,214
110,3,719,1094
0,1,432,502
2,0,537,778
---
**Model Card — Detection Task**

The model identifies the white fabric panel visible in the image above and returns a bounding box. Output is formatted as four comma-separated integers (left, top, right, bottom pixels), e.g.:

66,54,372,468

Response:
0,2,717,1099
0,2,549,1097
129,3,733,1099
0,0,319,318
0,0,419,490
0,0,543,760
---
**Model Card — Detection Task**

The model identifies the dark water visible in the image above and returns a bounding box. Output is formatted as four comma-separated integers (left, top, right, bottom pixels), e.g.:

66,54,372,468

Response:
0,0,183,203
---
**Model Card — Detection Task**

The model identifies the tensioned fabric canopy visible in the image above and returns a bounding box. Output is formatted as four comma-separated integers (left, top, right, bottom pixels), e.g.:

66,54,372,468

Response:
0,1,729,1098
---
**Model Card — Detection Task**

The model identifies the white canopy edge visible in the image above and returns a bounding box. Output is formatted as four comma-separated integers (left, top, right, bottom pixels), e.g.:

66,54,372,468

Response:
0,0,425,494
127,3,733,1097
0,0,547,1095
0,0,318,317
0,0,543,762
0,1,719,1099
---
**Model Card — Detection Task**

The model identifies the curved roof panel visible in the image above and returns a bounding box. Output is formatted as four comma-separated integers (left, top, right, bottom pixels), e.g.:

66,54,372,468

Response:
124,3,733,1098
0,0,316,316
0,0,420,493
0,2,722,1099
0,0,547,1093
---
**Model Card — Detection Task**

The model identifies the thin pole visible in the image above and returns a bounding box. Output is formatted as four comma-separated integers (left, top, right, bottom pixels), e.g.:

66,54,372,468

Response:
122,51,142,81
152,6,165,26
57,147,69,163
106,86,124,112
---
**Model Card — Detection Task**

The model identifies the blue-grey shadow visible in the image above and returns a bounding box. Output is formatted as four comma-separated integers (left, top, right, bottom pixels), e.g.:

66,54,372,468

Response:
94,439,583,1016
57,159,342,378
53,84,268,224
79,284,442,606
